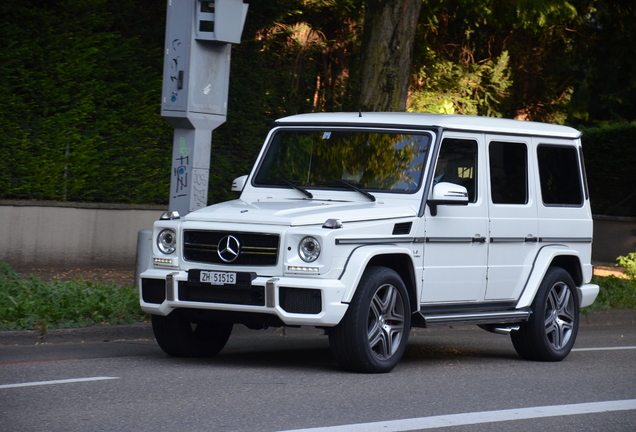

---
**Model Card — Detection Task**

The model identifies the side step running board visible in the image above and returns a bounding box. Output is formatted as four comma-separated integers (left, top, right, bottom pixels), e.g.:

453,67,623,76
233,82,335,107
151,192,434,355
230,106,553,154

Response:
419,308,531,327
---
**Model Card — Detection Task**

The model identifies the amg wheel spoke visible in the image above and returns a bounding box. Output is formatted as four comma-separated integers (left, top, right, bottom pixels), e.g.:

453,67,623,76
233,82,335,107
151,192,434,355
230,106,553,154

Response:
544,313,557,335
557,288,575,323
553,320,564,348
376,285,394,314
368,321,388,356
367,284,405,359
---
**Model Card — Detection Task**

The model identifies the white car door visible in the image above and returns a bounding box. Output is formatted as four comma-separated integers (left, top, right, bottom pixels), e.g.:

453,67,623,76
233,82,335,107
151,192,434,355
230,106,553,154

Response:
485,136,539,301
421,134,489,303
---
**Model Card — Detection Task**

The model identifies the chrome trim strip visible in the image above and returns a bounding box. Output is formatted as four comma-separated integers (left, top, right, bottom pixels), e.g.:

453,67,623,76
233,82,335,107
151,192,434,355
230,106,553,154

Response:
540,237,593,243
490,237,528,243
426,237,474,243
335,237,425,245
490,237,592,243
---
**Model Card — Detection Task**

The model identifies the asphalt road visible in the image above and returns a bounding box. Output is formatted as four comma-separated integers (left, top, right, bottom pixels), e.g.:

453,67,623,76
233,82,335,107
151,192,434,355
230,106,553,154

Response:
1,316,635,432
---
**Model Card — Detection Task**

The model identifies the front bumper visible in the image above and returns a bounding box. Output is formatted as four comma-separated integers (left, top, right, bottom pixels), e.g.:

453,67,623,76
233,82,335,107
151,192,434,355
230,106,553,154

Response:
139,269,350,326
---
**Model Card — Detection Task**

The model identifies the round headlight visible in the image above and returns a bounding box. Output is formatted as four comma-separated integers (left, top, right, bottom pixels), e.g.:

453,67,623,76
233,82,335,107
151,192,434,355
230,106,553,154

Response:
157,229,176,254
299,236,321,262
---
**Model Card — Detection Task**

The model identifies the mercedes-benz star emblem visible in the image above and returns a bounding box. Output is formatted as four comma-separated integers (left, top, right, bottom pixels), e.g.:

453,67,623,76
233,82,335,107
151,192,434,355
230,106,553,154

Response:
218,235,241,262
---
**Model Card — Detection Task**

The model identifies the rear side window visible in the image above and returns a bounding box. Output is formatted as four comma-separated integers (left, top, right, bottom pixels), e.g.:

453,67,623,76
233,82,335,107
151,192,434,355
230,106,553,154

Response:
489,141,528,204
537,145,583,206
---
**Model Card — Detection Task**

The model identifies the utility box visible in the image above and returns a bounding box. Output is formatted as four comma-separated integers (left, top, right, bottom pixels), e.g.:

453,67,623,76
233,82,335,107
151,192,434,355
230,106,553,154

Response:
161,0,248,128
196,0,249,44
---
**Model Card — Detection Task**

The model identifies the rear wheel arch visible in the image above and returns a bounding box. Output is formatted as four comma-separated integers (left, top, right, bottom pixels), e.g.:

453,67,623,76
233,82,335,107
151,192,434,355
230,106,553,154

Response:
511,266,580,361
517,247,583,308
550,255,583,286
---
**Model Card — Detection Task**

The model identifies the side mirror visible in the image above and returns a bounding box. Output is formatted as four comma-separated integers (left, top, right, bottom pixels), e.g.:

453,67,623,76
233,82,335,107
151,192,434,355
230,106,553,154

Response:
231,175,248,192
427,182,469,216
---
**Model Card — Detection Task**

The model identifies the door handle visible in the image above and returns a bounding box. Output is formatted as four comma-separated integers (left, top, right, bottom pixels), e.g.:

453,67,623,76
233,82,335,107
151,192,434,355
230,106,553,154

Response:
472,236,487,243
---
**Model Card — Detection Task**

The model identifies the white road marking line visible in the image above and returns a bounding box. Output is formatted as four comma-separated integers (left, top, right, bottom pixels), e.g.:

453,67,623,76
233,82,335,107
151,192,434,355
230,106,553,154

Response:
279,399,636,432
573,346,636,351
0,376,120,389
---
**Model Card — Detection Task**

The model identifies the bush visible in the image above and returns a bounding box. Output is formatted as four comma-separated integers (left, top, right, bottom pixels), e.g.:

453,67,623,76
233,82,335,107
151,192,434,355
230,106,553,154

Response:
616,253,636,279
582,275,636,312
0,262,147,333
582,122,636,217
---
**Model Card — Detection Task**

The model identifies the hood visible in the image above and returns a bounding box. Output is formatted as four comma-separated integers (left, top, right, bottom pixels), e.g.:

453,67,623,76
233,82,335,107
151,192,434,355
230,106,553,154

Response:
184,199,418,226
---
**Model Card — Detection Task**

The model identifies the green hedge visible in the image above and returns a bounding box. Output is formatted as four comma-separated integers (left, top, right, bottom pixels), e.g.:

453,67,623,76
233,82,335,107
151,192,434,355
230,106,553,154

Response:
0,0,173,205
582,122,636,217
0,0,312,206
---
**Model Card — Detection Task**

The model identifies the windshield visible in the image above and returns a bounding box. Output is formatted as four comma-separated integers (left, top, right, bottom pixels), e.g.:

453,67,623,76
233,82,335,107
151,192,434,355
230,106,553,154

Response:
254,129,431,193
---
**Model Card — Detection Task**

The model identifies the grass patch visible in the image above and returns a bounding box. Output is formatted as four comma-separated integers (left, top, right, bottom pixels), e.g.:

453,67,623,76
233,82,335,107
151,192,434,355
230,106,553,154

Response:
0,261,147,333
1,261,633,332
581,275,636,313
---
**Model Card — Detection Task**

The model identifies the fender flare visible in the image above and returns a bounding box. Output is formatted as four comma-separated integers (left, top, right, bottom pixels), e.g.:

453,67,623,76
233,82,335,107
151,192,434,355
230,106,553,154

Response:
338,244,417,304
516,245,582,308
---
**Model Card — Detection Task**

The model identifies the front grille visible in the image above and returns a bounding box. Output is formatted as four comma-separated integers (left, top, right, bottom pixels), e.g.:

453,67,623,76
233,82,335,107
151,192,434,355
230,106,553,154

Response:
279,287,322,314
178,281,265,306
183,230,279,266
141,278,166,304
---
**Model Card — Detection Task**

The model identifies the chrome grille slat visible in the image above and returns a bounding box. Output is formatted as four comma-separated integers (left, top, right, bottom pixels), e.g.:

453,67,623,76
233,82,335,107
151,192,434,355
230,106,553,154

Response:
183,230,279,266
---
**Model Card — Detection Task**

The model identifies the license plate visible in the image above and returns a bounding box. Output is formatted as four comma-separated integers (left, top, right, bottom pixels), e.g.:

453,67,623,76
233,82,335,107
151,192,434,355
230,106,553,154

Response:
200,271,236,285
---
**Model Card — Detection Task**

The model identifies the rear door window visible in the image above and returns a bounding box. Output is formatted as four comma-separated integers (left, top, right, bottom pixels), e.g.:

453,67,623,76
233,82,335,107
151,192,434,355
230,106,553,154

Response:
489,141,528,205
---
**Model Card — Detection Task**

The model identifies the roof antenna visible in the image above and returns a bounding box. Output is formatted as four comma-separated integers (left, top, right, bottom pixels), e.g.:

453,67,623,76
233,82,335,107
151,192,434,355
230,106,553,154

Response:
358,108,362,118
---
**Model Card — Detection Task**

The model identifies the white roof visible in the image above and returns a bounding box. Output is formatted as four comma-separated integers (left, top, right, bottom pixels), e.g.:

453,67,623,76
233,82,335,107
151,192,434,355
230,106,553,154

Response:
274,112,581,139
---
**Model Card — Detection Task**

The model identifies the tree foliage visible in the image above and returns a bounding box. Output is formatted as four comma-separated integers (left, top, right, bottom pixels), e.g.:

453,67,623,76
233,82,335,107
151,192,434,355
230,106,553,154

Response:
0,0,634,214
581,122,636,217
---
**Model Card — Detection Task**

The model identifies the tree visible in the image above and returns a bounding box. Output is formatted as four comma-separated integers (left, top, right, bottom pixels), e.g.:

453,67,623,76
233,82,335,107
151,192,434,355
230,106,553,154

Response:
568,0,636,124
355,0,422,111
412,0,583,122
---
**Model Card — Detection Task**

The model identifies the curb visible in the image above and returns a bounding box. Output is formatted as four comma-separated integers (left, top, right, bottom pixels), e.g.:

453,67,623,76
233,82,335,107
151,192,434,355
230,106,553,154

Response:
1,310,634,347
0,322,153,346
580,309,636,327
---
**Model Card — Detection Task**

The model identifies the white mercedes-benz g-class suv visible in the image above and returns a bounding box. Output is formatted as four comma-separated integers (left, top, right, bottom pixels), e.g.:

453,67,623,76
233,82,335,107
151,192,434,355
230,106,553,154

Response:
140,112,599,373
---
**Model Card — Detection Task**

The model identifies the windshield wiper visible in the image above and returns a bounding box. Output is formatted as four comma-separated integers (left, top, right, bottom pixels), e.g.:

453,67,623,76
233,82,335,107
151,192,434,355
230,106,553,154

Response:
262,179,313,198
335,180,376,202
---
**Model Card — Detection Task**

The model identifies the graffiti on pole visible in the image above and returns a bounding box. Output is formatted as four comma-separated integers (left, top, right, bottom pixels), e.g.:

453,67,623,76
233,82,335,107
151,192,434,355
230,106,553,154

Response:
173,137,190,198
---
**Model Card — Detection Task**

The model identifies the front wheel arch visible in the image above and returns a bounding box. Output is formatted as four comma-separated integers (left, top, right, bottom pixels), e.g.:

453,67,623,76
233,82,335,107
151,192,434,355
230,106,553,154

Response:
329,266,411,373
367,254,417,313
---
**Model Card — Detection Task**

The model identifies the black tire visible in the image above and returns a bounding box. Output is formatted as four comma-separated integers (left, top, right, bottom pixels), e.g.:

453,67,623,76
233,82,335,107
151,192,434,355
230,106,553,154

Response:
151,311,233,358
329,266,411,373
511,266,580,361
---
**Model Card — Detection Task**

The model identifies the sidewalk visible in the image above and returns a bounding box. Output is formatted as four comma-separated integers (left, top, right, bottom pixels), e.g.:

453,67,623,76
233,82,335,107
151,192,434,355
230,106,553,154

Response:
1,310,633,346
